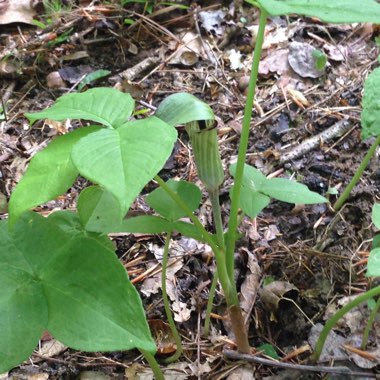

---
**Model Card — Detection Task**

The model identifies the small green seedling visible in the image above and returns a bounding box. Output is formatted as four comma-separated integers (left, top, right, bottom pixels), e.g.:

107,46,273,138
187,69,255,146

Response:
312,49,327,71
334,66,380,210
3,0,380,376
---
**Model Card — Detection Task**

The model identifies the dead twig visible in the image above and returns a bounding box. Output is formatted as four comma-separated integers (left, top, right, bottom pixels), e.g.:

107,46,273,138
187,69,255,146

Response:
109,56,161,83
223,350,376,377
279,118,352,164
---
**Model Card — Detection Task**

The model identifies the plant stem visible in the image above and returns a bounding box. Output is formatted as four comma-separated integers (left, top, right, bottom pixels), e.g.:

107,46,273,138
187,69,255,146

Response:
361,296,380,349
155,175,250,352
209,189,225,249
204,270,218,336
154,175,217,252
161,231,183,363
154,175,232,299
139,349,165,380
311,285,380,363
334,134,380,211
203,190,224,336
225,8,268,281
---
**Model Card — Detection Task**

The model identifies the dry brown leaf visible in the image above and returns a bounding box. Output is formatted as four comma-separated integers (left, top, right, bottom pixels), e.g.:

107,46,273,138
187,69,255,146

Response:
259,49,290,76
0,0,36,25
288,42,325,78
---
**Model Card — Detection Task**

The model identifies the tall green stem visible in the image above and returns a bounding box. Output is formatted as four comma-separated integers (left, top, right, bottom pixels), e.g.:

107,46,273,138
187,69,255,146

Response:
311,285,380,363
139,349,165,380
202,191,224,335
209,189,225,249
361,296,380,349
155,175,249,351
161,231,183,363
334,134,380,211
154,175,232,299
204,270,218,336
225,9,268,280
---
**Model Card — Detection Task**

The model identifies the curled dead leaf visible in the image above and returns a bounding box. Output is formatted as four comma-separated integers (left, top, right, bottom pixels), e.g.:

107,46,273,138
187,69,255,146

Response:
149,319,177,355
259,281,299,314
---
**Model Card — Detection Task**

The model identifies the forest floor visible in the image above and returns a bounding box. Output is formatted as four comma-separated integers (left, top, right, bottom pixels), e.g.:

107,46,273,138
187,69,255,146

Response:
1,1,380,379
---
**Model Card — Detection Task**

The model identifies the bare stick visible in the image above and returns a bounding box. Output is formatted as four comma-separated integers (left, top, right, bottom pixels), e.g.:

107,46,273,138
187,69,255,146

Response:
279,118,352,164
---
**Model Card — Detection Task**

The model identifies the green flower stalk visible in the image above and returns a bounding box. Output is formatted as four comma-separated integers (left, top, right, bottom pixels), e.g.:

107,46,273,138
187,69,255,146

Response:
185,120,224,193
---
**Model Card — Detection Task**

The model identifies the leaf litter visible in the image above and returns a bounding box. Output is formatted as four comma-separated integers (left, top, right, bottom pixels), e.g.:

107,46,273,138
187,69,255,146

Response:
1,0,380,378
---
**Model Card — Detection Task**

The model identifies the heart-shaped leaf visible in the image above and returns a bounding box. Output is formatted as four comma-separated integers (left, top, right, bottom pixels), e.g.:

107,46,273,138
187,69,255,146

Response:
0,263,47,373
72,117,177,215
155,93,214,127
146,179,201,222
252,0,380,24
8,126,100,228
25,88,135,129
77,186,123,233
0,211,156,373
47,210,114,251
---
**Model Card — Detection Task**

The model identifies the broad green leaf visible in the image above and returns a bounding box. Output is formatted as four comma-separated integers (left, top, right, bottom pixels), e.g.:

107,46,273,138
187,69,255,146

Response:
238,187,270,218
0,211,155,373
372,203,380,229
113,215,208,242
146,179,201,222
47,210,114,251
230,163,326,217
0,262,47,373
230,163,270,218
77,186,123,233
251,0,380,24
8,126,100,228
172,220,210,242
71,117,177,215
230,163,267,191
42,236,155,352
25,88,134,129
114,215,173,233
155,93,214,127
260,178,328,204
361,67,380,140
372,234,380,250
367,248,380,277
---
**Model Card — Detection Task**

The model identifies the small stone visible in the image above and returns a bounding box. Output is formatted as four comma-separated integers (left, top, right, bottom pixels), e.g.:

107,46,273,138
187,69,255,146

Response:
46,71,65,88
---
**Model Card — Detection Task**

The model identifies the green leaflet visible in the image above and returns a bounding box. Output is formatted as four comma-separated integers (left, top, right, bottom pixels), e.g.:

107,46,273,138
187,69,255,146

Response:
47,210,115,251
155,93,214,127
77,186,123,233
25,88,134,129
230,163,327,218
78,70,111,91
367,248,380,277
0,212,155,373
372,203,380,230
71,117,177,216
8,126,101,228
146,179,201,222
250,0,380,24
361,67,380,140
